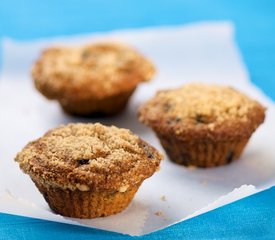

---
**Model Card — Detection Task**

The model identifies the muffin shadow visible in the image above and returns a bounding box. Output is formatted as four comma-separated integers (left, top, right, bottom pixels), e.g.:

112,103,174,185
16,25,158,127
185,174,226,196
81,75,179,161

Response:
168,147,273,190
52,100,149,135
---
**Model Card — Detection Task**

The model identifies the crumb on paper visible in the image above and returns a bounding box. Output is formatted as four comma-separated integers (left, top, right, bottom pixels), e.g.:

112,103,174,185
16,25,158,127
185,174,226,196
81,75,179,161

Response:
200,179,208,186
187,165,197,171
155,211,163,217
160,195,166,201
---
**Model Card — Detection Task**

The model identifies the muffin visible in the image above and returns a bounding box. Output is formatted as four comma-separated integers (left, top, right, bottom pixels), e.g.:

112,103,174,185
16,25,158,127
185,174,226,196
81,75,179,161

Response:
32,42,155,116
138,83,265,168
15,123,162,218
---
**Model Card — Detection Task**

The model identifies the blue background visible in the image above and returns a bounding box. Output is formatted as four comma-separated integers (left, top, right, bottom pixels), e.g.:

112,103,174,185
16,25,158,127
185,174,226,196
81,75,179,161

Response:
0,1,274,239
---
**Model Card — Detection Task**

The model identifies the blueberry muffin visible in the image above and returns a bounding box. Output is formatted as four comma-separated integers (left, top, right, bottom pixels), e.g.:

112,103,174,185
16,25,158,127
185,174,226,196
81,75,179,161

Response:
32,42,155,116
15,123,162,218
138,83,265,168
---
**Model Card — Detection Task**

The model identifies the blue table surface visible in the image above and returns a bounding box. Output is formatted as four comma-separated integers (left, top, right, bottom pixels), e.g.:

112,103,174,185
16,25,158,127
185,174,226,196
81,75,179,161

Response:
0,1,274,239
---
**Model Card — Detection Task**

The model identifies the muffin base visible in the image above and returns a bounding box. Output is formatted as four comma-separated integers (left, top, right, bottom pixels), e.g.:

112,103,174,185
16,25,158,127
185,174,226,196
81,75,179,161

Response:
157,133,249,168
59,88,136,116
35,182,139,218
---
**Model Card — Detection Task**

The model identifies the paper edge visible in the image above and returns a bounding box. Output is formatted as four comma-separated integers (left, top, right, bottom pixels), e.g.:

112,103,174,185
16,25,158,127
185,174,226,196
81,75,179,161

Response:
0,189,148,236
0,20,234,80
0,184,263,237
141,184,260,236
0,20,234,44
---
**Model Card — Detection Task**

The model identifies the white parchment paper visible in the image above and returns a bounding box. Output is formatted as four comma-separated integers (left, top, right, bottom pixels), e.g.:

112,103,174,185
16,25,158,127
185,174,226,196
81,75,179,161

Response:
0,22,274,236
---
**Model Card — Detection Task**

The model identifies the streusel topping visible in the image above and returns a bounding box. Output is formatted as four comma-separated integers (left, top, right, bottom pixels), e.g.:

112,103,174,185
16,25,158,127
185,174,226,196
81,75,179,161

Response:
32,42,155,100
139,83,265,141
15,123,162,191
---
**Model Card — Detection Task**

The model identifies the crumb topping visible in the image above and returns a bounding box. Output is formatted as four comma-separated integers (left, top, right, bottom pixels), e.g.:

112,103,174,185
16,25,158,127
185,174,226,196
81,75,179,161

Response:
32,42,155,100
15,123,162,191
139,83,265,141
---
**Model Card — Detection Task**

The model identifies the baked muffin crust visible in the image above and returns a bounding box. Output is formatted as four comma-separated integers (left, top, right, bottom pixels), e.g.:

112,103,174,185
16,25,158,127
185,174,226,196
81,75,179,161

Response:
32,42,155,101
15,123,162,191
139,83,266,142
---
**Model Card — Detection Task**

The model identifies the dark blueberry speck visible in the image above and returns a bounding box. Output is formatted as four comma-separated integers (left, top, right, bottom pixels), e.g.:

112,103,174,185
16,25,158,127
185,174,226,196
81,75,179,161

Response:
167,117,181,125
196,114,208,124
78,159,90,165
163,103,171,112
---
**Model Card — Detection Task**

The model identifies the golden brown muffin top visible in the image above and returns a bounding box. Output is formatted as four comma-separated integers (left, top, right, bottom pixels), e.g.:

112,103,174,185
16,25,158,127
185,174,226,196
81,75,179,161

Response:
15,123,162,191
32,42,155,101
139,83,265,141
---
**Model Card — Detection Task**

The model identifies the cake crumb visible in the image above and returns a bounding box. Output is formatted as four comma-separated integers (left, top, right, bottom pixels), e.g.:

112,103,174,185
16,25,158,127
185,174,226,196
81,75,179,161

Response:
187,165,197,170
155,211,163,216
160,195,166,201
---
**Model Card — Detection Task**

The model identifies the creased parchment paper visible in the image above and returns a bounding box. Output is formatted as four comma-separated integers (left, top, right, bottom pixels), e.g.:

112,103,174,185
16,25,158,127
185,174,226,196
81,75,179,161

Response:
0,22,274,236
